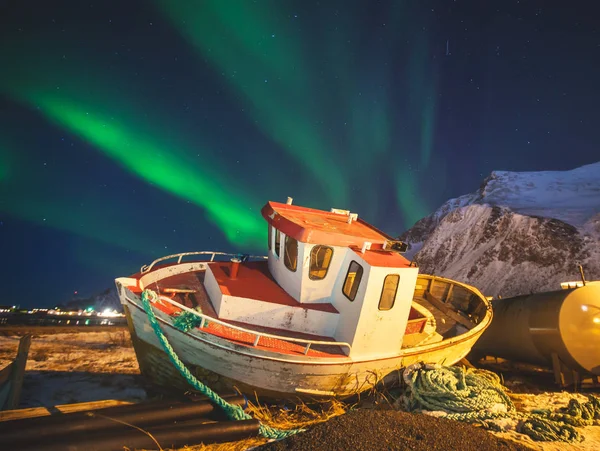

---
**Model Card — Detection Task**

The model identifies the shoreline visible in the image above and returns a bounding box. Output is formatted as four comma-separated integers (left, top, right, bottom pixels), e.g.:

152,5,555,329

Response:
1,327,598,451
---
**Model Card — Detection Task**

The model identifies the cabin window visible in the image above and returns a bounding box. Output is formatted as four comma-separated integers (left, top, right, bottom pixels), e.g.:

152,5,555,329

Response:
268,225,272,251
342,261,363,301
274,229,281,257
379,274,399,310
309,245,334,280
284,235,298,271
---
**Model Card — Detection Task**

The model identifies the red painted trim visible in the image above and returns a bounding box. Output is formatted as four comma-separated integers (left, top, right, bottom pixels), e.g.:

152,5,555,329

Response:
140,298,344,357
405,318,427,334
349,246,410,268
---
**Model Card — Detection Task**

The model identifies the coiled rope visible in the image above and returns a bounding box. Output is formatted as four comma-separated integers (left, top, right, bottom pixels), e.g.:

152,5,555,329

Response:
172,311,204,332
402,363,600,442
141,289,301,440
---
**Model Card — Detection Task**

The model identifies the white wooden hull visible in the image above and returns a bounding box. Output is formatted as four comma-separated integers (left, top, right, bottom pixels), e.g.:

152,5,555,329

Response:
120,283,489,399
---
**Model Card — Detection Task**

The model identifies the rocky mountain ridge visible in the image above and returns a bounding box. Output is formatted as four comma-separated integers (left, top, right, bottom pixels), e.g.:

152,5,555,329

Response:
63,287,122,312
400,162,600,297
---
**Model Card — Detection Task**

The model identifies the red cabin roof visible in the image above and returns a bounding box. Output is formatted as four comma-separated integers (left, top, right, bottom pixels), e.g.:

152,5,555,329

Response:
349,246,411,268
261,201,395,249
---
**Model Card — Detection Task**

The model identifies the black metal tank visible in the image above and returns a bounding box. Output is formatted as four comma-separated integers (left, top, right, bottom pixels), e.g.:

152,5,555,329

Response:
473,283,600,376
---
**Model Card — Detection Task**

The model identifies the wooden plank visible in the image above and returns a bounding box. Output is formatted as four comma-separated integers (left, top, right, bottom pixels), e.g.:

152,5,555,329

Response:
0,406,52,422
5,333,32,410
445,284,454,303
56,399,135,414
0,399,135,422
423,291,474,330
163,288,197,294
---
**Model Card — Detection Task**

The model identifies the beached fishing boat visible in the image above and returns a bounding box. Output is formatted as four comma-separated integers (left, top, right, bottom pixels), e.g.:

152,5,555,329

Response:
116,199,492,399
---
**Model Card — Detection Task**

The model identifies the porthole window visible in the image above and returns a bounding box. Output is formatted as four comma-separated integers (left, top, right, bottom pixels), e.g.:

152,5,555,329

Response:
284,235,298,271
342,261,363,301
379,274,399,310
309,245,333,280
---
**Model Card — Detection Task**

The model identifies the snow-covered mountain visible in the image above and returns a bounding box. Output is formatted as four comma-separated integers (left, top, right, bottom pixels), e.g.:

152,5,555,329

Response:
399,162,600,298
65,287,122,312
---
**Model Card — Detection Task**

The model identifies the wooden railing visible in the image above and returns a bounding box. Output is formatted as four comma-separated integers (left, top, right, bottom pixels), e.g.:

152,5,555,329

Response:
141,251,267,274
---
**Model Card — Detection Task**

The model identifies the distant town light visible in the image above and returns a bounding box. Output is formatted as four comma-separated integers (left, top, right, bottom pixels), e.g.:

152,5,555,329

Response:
99,308,121,317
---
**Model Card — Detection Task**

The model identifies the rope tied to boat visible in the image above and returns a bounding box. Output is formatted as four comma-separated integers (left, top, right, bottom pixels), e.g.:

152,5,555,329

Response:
172,311,204,332
401,363,600,443
141,289,302,440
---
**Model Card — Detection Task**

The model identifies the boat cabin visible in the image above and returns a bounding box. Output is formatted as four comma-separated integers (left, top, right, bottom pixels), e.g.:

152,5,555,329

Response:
202,199,419,359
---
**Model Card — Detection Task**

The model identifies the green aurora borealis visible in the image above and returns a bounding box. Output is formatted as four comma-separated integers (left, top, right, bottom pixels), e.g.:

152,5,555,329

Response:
0,1,437,254
3,0,596,306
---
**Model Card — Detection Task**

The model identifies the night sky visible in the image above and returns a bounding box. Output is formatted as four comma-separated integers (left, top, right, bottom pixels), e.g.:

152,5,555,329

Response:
1,1,598,308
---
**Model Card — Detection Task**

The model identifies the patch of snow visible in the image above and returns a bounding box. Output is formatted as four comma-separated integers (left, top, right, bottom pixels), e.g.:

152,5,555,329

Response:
444,162,600,229
404,241,423,261
20,372,146,408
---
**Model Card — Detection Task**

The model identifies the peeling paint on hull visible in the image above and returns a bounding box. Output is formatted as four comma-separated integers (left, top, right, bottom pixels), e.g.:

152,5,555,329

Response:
121,281,489,400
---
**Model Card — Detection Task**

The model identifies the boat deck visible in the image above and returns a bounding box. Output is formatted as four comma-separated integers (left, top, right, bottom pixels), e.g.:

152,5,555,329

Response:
145,270,347,357
413,296,457,337
210,261,338,313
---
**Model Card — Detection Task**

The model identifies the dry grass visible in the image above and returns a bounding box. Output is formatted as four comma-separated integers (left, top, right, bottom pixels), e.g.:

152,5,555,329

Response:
107,329,133,348
173,397,348,451
176,437,269,451
246,397,348,429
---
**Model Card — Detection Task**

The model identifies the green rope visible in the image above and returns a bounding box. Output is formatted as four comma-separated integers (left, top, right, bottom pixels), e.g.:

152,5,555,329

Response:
141,289,301,440
172,311,204,332
402,364,600,443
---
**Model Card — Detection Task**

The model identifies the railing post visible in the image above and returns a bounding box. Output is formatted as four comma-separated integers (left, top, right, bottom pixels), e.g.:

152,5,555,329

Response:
304,343,312,355
211,253,216,262
253,335,261,347
199,318,205,329
445,284,454,303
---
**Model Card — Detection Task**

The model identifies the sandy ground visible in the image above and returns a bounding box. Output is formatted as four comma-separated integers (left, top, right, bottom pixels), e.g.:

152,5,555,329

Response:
0,329,146,407
1,329,599,450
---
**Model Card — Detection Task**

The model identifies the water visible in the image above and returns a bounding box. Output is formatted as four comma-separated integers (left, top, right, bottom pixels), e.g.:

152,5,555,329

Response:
0,313,126,327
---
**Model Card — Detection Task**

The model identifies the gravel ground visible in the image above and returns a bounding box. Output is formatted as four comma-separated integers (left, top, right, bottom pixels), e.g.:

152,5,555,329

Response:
258,409,532,451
